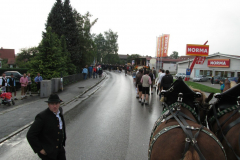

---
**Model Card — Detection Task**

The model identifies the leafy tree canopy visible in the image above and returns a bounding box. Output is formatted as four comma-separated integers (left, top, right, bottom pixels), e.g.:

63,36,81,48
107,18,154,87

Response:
170,51,179,59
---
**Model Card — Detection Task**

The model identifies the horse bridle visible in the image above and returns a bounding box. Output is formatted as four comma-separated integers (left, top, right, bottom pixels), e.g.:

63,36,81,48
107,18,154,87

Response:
210,95,240,160
149,92,227,160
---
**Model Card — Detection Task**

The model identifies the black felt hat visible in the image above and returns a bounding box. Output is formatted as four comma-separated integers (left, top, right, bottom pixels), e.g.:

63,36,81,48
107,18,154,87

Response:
45,94,63,103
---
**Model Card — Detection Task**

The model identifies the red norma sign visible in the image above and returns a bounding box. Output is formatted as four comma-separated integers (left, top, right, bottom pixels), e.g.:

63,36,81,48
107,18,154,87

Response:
208,59,230,68
186,44,209,56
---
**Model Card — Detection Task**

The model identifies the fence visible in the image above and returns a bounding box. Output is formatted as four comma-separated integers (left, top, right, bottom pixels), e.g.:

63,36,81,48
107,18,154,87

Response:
62,73,83,87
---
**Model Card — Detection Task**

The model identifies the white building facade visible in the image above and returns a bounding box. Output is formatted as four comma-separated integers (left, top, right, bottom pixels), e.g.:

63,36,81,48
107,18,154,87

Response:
176,53,240,78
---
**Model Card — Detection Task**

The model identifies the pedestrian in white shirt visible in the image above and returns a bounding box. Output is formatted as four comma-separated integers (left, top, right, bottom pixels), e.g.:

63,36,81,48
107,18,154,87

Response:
158,70,166,95
156,69,162,94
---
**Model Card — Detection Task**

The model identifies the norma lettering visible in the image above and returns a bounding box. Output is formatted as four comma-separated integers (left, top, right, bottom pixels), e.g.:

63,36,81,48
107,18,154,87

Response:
188,48,208,53
210,61,226,65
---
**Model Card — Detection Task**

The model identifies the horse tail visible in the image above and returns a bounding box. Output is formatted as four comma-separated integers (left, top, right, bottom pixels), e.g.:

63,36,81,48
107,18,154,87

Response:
184,150,200,160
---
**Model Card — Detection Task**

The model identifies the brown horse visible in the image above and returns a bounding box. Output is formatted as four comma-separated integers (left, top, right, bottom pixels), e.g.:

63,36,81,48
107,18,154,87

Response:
208,84,240,160
149,78,226,160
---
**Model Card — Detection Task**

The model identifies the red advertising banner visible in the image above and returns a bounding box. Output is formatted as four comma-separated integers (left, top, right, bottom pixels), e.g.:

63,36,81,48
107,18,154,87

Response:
208,59,230,68
156,36,162,57
162,34,170,57
186,44,209,56
195,57,206,65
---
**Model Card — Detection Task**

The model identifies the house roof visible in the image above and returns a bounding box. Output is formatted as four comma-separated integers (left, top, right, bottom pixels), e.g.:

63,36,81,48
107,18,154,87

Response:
177,53,240,64
8,58,16,64
118,54,129,59
0,48,16,64
0,48,15,59
178,56,195,60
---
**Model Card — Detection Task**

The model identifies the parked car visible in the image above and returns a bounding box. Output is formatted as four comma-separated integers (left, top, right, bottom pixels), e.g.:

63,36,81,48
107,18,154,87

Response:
175,73,186,79
228,77,238,83
3,71,23,89
193,75,209,82
213,76,225,84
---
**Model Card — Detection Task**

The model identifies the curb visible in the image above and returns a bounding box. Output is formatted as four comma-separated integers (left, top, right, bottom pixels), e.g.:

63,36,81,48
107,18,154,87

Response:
0,73,107,144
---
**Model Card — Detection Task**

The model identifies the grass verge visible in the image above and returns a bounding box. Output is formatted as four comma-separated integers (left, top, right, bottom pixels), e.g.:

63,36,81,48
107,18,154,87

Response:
184,81,220,93
172,79,221,93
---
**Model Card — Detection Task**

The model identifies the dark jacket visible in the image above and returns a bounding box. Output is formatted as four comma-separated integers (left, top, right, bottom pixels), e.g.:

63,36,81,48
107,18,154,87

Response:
149,73,154,82
136,72,143,86
27,107,66,160
160,74,173,90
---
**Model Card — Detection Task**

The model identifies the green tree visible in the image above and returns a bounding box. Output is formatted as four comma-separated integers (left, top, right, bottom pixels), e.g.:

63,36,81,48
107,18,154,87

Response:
103,29,118,63
63,0,82,71
1,59,9,68
127,54,141,63
15,47,38,68
45,0,65,37
60,35,76,74
94,33,106,63
170,51,179,59
73,10,98,67
28,27,68,80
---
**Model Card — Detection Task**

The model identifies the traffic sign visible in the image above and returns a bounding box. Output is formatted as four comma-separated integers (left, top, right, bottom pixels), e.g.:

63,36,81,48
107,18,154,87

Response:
186,68,191,76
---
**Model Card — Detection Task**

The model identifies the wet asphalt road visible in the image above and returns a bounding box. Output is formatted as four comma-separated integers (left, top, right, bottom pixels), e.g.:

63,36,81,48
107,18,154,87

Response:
0,71,163,160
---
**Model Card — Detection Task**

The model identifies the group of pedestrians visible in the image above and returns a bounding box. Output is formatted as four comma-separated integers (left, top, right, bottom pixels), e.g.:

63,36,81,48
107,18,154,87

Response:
82,65,103,80
134,67,173,105
0,72,43,100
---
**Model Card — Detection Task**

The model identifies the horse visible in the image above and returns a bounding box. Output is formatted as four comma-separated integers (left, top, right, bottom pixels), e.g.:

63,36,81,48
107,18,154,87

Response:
207,83,240,160
149,78,226,160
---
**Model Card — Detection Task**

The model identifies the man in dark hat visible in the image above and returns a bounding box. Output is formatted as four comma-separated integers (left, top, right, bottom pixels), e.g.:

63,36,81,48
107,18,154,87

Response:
27,94,66,160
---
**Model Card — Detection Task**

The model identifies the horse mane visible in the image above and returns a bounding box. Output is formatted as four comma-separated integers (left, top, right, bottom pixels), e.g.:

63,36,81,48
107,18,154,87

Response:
184,150,200,160
190,87,206,105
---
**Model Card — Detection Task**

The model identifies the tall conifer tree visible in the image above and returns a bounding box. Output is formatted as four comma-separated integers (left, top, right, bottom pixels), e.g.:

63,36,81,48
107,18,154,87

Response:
63,0,82,71
45,0,65,37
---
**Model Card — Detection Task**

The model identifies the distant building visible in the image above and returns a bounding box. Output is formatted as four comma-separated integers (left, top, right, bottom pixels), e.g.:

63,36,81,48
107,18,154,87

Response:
0,47,16,68
176,52,240,78
118,54,129,64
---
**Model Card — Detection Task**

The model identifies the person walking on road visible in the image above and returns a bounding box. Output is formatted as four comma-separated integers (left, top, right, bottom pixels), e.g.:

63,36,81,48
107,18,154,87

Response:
219,80,225,93
20,73,28,100
211,76,214,85
82,65,88,80
88,65,93,78
0,73,8,92
34,73,43,95
98,66,103,78
93,66,97,79
27,94,66,160
223,78,230,92
136,69,143,100
140,70,152,105
156,69,162,94
160,70,173,91
158,69,165,96
7,74,18,100
27,73,33,96
149,70,155,94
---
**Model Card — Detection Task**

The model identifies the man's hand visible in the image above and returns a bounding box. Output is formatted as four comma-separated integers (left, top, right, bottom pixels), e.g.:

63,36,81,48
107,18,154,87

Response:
40,149,47,155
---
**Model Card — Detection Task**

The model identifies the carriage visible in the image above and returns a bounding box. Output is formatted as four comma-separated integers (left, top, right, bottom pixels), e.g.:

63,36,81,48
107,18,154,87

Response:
149,77,240,160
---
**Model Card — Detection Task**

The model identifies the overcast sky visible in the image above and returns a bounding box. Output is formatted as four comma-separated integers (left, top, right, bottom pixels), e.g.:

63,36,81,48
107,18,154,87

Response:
1,0,240,57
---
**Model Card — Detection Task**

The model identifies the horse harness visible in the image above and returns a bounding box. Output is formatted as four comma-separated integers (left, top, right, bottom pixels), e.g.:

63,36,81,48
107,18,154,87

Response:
148,97,227,160
209,95,240,160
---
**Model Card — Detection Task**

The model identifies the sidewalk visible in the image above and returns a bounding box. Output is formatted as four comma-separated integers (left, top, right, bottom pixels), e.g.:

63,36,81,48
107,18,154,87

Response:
0,74,106,141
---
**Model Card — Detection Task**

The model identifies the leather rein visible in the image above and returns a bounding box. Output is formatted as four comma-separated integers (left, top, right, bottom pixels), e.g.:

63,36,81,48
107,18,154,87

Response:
210,98,240,160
